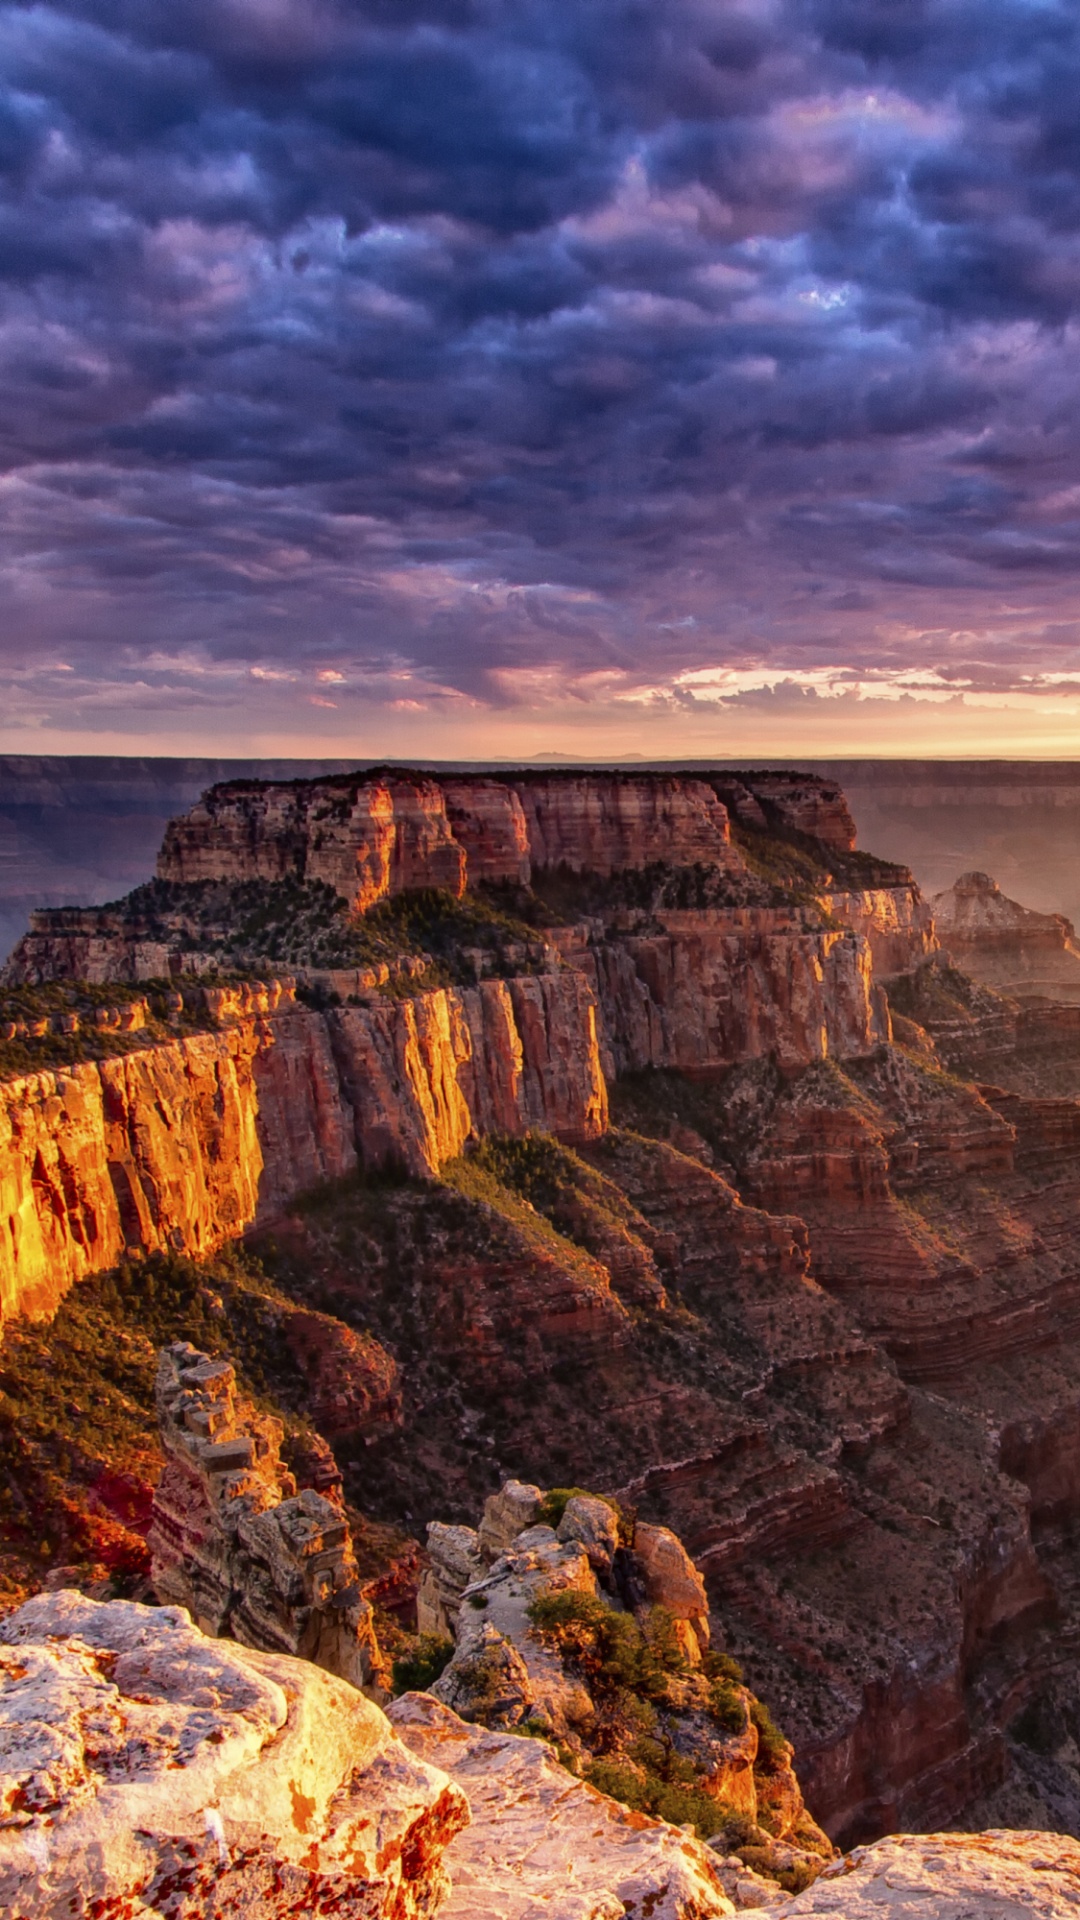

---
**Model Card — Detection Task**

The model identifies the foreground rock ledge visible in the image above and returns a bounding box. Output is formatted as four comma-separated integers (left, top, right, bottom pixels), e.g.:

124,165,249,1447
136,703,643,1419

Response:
0,1590,468,1920
389,1691,736,1920
774,1830,1080,1918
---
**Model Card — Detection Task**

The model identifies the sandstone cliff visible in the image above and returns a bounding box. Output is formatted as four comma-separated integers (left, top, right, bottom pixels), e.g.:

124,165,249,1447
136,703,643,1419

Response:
0,973,606,1326
155,769,743,906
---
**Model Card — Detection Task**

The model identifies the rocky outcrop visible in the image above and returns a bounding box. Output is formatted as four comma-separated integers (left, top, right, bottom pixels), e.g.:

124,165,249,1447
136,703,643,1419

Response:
390,1692,735,1920
413,1478,832,1886
0,1587,469,1920
933,870,1080,1003
775,1831,1080,1919
149,1343,388,1695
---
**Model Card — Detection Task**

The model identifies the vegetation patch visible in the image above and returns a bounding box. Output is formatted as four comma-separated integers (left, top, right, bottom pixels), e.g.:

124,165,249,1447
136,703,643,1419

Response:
391,1632,454,1695
86,878,552,986
0,979,216,1081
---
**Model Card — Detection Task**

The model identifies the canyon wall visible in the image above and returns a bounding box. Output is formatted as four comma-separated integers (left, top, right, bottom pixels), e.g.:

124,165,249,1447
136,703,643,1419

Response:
573,912,891,1076
155,769,742,907
0,975,607,1328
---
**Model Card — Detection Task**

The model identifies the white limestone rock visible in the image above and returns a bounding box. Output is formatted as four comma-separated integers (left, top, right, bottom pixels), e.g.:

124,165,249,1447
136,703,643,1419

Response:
389,1690,735,1920
417,1522,485,1636
432,1533,597,1735
0,1589,468,1920
776,1830,1080,1918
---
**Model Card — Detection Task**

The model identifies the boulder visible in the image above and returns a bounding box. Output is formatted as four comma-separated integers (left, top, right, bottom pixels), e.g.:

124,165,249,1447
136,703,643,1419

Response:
428,1621,535,1729
477,1480,543,1560
0,1590,468,1920
417,1522,485,1637
390,1691,734,1920
556,1492,620,1576
633,1519,711,1641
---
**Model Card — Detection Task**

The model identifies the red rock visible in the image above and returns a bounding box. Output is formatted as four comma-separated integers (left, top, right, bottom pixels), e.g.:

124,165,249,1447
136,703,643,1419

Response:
282,1308,402,1440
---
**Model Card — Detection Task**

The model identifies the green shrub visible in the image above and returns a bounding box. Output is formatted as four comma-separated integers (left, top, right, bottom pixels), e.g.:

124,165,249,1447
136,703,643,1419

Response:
391,1633,454,1695
583,1757,650,1811
750,1699,788,1773
703,1649,744,1684
709,1679,747,1734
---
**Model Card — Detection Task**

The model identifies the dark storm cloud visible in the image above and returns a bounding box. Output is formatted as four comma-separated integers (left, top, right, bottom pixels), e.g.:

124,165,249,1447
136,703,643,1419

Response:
7,0,1080,742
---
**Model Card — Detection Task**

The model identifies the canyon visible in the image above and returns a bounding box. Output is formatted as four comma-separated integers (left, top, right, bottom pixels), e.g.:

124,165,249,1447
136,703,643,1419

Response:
9,765,1080,1878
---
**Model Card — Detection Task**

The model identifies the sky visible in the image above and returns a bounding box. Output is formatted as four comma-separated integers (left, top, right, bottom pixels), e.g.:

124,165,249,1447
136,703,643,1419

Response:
8,2,1080,759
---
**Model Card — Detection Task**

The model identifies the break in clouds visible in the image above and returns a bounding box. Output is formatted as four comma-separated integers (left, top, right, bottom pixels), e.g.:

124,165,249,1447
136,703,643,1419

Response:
6,0,1080,747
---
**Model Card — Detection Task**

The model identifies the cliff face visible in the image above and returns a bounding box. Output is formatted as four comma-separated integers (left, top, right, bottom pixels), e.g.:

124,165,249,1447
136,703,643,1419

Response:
329,973,607,1178
155,769,742,907
0,974,607,1326
575,912,889,1077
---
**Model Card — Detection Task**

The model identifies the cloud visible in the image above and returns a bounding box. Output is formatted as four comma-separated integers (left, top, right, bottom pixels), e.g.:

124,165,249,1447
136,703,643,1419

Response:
4,1,1080,751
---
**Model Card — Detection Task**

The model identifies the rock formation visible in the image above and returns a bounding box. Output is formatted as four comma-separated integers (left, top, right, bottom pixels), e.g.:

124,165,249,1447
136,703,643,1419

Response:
0,1587,469,1920
933,870,1080,1003
0,766,923,1329
414,1477,833,1890
148,1342,387,1696
24,763,1080,1861
0,972,607,1327
154,769,743,905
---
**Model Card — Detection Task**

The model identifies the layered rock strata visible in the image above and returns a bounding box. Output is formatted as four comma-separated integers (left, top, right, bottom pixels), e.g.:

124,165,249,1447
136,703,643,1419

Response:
570,911,890,1078
0,1588,469,1920
148,1343,387,1695
155,770,742,904
933,870,1080,1004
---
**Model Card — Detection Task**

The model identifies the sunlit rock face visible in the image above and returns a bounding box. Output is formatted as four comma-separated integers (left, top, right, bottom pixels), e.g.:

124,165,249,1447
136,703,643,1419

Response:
934,869,1080,1004
389,1692,737,1920
0,1588,469,1920
155,770,741,904
774,1831,1080,1919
